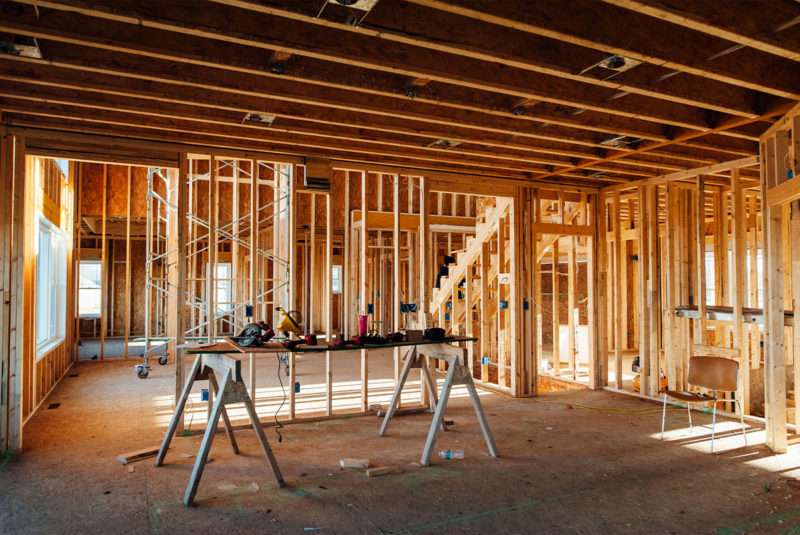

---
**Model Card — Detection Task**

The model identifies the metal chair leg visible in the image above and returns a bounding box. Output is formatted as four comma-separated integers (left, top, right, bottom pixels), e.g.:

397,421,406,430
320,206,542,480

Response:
661,393,667,440
711,399,718,453
735,398,748,448
686,402,693,434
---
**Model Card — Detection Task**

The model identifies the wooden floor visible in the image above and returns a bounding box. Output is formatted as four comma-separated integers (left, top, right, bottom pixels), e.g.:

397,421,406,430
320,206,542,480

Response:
2,359,800,534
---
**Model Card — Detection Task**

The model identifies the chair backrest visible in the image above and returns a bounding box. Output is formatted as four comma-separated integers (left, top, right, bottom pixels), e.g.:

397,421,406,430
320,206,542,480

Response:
687,356,739,392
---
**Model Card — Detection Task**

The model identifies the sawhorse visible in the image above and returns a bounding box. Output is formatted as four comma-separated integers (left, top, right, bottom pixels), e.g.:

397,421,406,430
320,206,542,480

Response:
379,343,499,465
155,353,285,506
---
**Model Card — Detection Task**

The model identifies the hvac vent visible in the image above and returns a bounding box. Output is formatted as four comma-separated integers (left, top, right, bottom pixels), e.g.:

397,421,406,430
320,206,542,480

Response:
577,54,642,80
330,0,380,10
243,112,276,125
600,135,642,148
304,157,331,191
0,39,42,59
428,138,461,149
598,55,641,73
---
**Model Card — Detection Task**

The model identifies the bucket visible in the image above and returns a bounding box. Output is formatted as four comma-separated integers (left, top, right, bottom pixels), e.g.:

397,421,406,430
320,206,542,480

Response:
358,315,368,336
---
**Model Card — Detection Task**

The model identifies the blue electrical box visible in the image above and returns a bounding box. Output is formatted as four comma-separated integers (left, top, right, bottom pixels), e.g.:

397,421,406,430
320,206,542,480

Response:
445,313,451,320
295,381,300,393
201,388,209,401
367,303,374,314
499,300,509,309
245,305,253,317
523,300,529,311
481,356,490,365
446,301,452,310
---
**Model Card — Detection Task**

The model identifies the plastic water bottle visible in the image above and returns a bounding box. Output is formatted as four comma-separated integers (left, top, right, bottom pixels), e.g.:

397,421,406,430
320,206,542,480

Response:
438,449,464,459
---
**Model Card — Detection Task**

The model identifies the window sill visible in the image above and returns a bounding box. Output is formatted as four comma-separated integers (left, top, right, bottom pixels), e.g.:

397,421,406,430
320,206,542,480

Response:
36,336,65,360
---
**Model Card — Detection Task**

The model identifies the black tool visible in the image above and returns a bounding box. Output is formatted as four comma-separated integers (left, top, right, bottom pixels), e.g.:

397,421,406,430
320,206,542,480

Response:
424,327,446,341
234,322,275,347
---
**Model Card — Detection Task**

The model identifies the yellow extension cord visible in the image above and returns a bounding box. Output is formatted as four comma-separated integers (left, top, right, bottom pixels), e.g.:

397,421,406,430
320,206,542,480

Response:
531,397,689,415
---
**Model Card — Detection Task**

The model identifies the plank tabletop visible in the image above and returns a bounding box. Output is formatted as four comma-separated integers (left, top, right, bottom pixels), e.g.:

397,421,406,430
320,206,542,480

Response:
178,336,478,354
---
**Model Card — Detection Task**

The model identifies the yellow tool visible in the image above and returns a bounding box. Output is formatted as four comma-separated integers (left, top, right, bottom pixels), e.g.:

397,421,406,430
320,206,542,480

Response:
276,307,301,336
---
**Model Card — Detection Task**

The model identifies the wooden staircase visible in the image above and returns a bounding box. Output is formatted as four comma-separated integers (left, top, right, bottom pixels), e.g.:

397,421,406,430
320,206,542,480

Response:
429,197,511,318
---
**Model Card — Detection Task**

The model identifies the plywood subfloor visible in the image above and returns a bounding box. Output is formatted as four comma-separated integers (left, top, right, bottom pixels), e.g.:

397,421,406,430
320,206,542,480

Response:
3,359,800,534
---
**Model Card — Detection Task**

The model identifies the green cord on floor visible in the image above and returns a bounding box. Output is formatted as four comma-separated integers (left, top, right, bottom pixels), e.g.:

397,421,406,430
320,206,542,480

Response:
0,450,13,472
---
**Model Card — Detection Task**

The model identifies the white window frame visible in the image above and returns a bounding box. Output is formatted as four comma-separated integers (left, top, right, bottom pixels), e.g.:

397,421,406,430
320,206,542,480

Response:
213,262,234,315
78,260,103,319
332,264,342,294
36,214,66,358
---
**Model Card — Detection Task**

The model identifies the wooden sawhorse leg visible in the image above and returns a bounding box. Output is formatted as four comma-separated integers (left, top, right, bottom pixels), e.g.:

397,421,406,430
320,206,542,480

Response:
156,353,285,506
420,345,498,466
380,347,445,437
379,344,498,466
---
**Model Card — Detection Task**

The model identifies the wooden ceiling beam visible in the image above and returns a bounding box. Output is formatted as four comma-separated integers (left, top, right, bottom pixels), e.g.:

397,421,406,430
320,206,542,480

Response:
5,118,610,187
0,57,757,166
211,0,771,118
2,104,645,183
0,57,753,169
410,0,800,100
0,45,677,145
0,96,653,181
602,0,800,62
531,104,791,180
1,0,755,133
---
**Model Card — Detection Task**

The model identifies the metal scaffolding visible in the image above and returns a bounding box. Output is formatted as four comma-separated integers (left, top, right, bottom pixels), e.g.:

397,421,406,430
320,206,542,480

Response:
142,157,292,377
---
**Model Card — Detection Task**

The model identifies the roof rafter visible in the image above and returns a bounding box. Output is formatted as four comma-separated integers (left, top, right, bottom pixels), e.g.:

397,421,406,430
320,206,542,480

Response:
410,0,800,99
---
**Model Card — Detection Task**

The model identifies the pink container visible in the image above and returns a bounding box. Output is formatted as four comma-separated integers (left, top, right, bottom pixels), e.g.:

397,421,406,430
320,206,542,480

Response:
358,315,368,336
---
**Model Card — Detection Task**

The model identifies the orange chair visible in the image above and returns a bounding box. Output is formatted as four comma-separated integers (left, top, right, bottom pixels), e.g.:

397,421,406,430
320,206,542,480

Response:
660,356,747,453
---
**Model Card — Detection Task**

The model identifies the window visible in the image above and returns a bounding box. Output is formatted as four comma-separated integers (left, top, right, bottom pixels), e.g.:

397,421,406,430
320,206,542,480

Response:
54,159,69,177
78,260,102,318
332,264,342,294
36,215,66,356
214,263,233,314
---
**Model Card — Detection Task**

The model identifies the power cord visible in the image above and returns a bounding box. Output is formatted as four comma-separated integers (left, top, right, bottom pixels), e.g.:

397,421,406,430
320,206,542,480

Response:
184,396,195,435
274,354,286,442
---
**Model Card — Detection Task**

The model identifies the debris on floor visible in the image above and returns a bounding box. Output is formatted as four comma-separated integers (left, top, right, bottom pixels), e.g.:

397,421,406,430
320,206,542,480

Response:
339,458,369,469
117,445,163,464
366,466,390,477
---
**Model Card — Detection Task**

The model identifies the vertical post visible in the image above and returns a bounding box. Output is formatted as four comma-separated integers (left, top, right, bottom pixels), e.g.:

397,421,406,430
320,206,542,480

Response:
250,160,258,399
792,199,800,427
531,190,540,393
124,167,132,359
309,193,316,334
287,163,296,421
588,194,602,388
419,176,430,405
5,134,26,451
763,133,788,453
167,158,188,431
695,176,706,349
480,241,490,383
731,168,748,414
497,214,507,386
343,171,351,337
360,172,368,411
393,175,401,405
613,190,623,389
0,132,13,452
325,191,333,416
510,189,522,394
647,185,661,394
207,156,217,343
637,185,651,395
101,164,107,359
551,238,560,376
567,233,576,381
